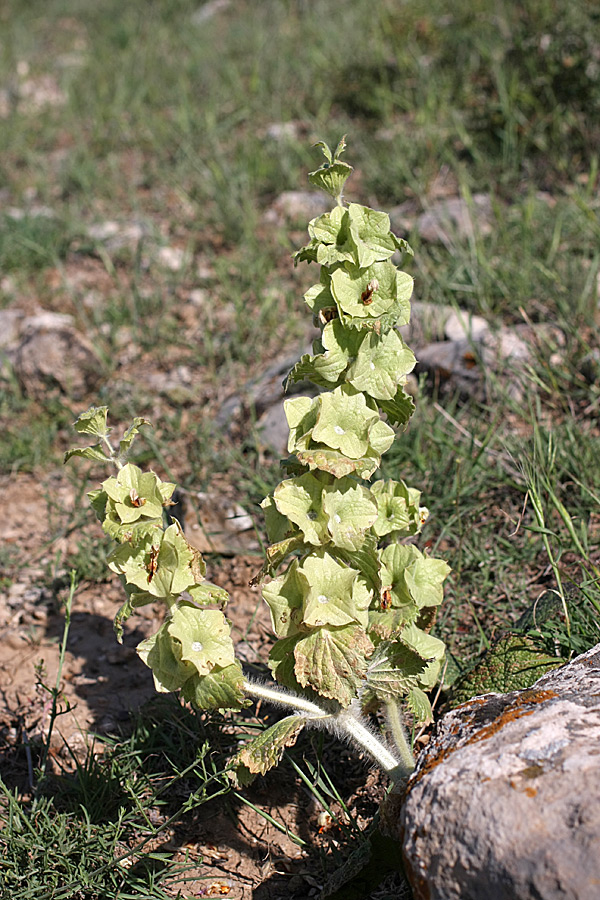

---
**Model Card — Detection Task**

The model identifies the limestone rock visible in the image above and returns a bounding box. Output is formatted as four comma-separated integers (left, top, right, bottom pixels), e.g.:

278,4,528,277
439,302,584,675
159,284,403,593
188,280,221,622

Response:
0,308,25,349
263,191,330,226
86,220,148,252
399,643,600,900
13,311,103,399
416,193,494,246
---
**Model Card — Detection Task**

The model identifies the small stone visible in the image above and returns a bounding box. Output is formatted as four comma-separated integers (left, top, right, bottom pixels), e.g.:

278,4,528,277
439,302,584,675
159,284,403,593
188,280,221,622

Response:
156,245,188,271
18,74,67,113
580,348,600,384
191,0,231,24
87,220,147,251
13,311,103,400
6,205,55,220
264,191,330,226
444,311,490,342
188,288,208,308
416,193,494,246
0,308,25,348
265,121,302,142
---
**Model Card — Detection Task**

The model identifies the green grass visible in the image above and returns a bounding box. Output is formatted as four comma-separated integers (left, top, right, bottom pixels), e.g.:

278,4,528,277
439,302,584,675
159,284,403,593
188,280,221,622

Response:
0,696,233,900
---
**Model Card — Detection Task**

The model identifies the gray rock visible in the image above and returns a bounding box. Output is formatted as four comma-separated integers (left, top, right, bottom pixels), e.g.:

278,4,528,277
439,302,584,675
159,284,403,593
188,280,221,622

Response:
263,191,330,226
191,0,231,24
414,322,564,402
86,220,148,252
216,344,316,429
264,121,303,142
416,194,494,246
580,348,600,384
399,644,600,900
255,399,294,455
0,308,25,348
444,310,490,342
398,300,455,347
12,311,104,399
415,339,484,399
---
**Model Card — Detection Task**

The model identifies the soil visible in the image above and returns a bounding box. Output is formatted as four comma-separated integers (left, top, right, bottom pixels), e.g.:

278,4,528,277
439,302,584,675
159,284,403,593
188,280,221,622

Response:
0,469,393,899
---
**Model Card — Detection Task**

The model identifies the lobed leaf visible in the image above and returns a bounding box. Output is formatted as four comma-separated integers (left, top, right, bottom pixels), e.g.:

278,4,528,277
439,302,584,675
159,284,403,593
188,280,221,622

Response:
64,444,108,463
72,406,110,437
181,661,246,710
232,715,306,784
301,551,368,629
294,624,373,707
119,417,151,457
168,603,236,675
308,160,353,200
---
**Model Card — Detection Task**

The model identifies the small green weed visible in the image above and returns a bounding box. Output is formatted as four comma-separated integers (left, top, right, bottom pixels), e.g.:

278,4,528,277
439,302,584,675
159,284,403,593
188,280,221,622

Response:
0,214,73,272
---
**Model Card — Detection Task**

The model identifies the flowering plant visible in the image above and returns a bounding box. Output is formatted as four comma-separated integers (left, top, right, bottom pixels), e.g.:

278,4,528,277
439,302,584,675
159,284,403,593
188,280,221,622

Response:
67,138,450,784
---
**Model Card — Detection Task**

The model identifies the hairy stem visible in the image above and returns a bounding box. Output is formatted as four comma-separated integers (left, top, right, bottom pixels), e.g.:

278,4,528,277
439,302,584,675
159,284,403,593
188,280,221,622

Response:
243,678,329,719
243,678,409,783
385,699,415,774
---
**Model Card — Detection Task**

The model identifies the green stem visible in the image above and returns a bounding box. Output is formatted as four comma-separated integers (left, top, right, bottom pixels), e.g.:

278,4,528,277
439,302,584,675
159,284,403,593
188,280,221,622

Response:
101,433,122,468
528,486,571,635
385,699,415,774
37,572,77,788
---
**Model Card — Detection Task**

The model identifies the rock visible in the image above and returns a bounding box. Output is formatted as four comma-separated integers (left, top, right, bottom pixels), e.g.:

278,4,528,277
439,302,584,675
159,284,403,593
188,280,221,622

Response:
580,348,600,384
6,205,56,221
0,308,25,348
416,194,494,246
191,0,231,24
264,121,303,142
415,339,483,398
255,400,293,455
444,310,489,342
398,300,455,347
414,322,564,402
182,492,259,556
12,311,104,400
399,643,600,900
18,74,67,114
155,245,189,272
144,365,195,402
263,191,330,226
86,220,148,251
216,345,314,427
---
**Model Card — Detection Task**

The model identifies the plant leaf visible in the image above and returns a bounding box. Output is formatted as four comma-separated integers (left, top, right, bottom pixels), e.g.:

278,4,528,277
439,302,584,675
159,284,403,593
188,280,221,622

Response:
262,559,305,638
168,603,236,675
273,472,330,545
232,715,306,784
406,686,433,724
312,386,379,459
364,641,428,702
301,551,367,629
322,479,378,551
181,661,246,711
347,203,400,267
119,417,151,456
371,479,426,538
64,444,108,463
137,624,197,692
346,329,415,400
72,406,110,437
308,161,353,199
294,625,373,707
